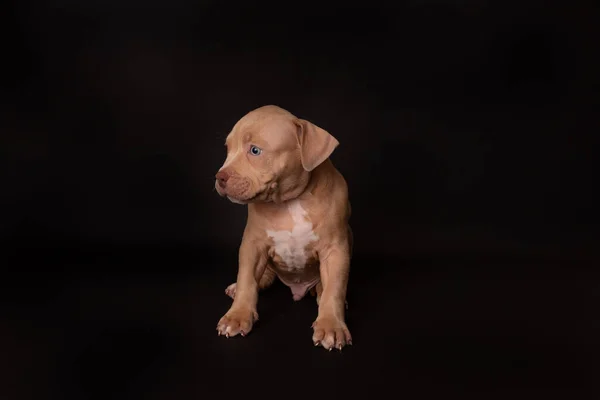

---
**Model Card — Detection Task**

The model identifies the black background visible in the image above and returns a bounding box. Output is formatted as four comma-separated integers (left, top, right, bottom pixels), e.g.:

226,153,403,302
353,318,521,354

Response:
1,1,599,399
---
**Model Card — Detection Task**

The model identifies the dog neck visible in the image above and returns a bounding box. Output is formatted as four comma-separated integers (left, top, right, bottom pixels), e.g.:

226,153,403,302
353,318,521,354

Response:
278,159,334,204
250,159,334,213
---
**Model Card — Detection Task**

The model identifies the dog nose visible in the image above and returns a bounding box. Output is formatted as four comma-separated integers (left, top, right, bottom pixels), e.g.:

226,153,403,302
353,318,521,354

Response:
215,170,230,188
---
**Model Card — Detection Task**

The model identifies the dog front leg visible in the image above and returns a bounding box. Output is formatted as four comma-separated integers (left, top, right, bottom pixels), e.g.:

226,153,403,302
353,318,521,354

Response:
312,243,352,351
216,237,266,338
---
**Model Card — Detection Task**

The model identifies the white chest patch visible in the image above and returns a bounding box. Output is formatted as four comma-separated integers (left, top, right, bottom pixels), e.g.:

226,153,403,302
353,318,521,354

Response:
266,201,319,270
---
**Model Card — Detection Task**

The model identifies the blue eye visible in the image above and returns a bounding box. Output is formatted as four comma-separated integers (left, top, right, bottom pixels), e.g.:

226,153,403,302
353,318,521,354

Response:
249,145,262,156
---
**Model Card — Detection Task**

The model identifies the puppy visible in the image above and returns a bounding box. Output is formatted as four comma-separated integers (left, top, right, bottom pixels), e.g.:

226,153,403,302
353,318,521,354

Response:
214,105,353,351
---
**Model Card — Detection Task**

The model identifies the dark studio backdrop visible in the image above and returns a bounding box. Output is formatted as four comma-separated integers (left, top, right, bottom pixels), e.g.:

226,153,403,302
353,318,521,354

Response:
1,1,599,399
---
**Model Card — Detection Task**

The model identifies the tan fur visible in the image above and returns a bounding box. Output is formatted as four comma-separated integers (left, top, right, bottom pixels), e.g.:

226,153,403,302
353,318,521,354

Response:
214,105,353,351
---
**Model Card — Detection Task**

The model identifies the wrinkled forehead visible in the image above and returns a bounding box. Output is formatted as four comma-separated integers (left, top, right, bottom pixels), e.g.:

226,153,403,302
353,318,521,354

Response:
225,115,298,151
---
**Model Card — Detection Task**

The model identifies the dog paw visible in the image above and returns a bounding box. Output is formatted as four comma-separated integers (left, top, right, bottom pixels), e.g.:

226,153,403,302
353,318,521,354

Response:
312,316,352,351
224,283,236,299
216,307,258,338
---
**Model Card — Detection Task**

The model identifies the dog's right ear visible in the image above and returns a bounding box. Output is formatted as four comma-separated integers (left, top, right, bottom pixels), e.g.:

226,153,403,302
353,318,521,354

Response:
294,119,339,172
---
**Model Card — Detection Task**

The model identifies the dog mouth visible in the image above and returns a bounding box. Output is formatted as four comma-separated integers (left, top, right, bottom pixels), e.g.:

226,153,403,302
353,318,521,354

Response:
226,190,263,204
216,183,263,204
215,175,273,204
226,196,249,204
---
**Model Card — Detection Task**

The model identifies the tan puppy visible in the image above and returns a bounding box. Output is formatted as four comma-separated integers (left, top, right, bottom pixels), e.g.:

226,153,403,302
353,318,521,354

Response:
214,105,353,351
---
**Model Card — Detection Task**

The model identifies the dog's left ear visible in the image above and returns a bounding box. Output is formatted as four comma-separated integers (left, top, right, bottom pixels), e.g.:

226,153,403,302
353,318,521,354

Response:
294,119,340,172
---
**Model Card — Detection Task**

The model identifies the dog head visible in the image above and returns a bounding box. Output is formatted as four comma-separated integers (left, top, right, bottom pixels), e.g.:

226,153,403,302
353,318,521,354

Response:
215,105,339,204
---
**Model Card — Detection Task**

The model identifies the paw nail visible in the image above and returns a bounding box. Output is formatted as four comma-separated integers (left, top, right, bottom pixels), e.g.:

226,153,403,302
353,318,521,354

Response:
314,341,320,346
240,331,246,337
329,347,332,352
225,333,229,338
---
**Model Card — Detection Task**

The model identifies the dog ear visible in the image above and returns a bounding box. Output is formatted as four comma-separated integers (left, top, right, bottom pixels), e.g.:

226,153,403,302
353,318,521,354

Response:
294,119,340,172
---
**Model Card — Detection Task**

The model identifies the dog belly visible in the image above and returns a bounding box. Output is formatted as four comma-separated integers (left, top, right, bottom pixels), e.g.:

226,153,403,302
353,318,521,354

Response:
269,258,320,301
278,275,321,301
278,275,320,301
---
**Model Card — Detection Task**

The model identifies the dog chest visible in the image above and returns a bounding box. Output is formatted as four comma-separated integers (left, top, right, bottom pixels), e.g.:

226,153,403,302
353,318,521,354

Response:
265,201,319,271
